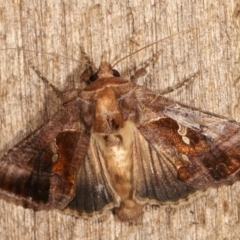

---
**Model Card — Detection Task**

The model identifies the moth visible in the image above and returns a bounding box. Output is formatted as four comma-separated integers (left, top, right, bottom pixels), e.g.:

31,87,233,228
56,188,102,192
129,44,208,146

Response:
1,60,240,221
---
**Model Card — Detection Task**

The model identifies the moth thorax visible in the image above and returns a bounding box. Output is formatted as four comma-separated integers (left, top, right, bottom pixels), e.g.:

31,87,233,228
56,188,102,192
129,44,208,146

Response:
93,87,124,134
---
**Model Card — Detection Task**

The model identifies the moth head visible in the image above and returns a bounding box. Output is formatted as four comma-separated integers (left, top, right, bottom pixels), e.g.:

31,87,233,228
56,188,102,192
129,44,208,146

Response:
89,62,120,82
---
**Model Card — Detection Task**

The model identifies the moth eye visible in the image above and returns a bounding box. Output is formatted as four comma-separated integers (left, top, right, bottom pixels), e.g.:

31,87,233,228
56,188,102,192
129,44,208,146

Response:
89,73,99,82
112,69,120,77
111,119,119,130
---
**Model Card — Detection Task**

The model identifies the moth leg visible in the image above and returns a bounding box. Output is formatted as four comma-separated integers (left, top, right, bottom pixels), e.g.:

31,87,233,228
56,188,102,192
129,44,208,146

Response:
130,50,162,83
130,68,147,83
29,63,83,103
159,70,201,95
78,49,98,84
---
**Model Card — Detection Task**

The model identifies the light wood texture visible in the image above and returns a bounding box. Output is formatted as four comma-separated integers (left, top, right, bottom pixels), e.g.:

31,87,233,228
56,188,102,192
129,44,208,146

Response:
1,0,240,239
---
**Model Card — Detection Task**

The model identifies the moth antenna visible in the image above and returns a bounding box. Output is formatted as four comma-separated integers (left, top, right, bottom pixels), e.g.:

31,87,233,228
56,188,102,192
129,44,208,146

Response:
0,47,93,68
112,28,197,68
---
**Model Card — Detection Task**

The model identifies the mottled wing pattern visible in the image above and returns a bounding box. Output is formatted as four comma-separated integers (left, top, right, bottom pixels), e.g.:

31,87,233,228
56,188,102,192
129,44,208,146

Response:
128,86,240,204
2,68,240,217
0,96,92,210
132,127,196,204
163,105,240,185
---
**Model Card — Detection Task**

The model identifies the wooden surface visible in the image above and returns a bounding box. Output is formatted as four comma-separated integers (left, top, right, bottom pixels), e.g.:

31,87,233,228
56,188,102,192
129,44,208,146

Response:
1,0,240,239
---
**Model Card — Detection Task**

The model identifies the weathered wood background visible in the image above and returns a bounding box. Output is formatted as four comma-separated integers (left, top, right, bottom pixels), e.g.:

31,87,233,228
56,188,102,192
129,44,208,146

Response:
1,0,240,239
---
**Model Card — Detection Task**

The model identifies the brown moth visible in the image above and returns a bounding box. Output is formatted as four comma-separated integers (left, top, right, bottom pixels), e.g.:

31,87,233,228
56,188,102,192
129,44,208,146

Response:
1,60,240,221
